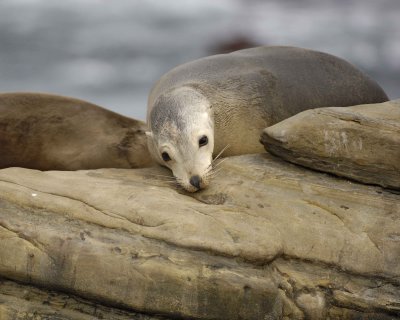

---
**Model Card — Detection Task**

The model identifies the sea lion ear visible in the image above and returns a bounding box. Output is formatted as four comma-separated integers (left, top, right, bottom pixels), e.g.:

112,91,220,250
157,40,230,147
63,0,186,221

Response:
145,131,154,145
145,131,153,138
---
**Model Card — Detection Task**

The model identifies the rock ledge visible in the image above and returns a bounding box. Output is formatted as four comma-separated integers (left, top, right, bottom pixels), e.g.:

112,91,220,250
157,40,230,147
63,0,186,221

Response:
0,154,399,319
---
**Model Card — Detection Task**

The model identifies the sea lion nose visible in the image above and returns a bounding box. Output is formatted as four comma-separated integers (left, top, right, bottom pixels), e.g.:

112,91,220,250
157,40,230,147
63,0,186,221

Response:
189,175,201,189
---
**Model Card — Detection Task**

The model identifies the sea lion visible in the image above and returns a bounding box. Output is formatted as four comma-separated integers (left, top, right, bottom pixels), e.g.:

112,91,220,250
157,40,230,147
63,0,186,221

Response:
0,92,154,170
146,46,388,192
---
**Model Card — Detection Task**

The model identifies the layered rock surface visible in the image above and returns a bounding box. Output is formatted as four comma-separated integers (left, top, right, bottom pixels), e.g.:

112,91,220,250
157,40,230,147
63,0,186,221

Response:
261,99,400,190
0,278,163,320
0,154,399,319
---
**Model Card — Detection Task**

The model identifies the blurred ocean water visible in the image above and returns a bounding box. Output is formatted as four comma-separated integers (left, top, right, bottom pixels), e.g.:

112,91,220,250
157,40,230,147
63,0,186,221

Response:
0,0,399,120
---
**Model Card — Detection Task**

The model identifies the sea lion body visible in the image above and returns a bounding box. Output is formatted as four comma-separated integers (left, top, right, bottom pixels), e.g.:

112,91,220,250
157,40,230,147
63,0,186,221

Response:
0,93,154,170
147,46,388,192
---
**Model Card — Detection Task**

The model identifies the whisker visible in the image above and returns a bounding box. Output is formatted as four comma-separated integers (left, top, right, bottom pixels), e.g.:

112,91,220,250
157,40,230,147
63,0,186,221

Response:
145,172,190,191
203,165,223,179
213,144,230,163
213,158,228,167
147,173,174,178
205,164,214,175
147,174,176,181
149,180,177,188
151,179,177,183
150,179,177,184
206,167,222,178
149,177,176,183
173,178,186,191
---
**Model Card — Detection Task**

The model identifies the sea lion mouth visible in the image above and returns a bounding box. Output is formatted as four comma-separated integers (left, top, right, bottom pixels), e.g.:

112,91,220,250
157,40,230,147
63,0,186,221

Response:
179,154,224,192
177,174,210,193
181,181,204,193
181,184,201,193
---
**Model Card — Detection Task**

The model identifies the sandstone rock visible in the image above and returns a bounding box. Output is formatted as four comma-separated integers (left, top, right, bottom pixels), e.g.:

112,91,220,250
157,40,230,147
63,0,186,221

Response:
0,278,164,320
261,99,400,190
0,154,399,319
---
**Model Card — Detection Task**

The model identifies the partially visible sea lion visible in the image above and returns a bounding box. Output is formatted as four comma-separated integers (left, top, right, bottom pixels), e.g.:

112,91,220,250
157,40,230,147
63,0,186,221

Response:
0,92,154,170
146,46,388,192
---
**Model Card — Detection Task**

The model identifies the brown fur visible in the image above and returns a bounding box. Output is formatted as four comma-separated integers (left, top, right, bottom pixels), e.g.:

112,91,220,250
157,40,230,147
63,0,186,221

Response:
0,92,154,170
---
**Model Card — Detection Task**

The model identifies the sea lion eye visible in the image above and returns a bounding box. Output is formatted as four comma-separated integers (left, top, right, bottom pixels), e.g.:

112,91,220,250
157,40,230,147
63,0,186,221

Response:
199,135,208,147
161,152,171,162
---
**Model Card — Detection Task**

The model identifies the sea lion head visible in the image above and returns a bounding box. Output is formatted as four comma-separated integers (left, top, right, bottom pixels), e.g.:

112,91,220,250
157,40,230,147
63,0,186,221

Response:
147,87,214,192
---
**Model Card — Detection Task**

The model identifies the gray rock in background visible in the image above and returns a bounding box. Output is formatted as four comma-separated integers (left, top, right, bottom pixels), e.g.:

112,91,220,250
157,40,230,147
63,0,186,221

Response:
0,0,399,120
